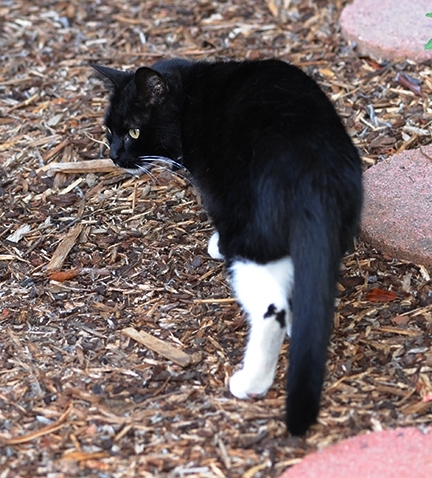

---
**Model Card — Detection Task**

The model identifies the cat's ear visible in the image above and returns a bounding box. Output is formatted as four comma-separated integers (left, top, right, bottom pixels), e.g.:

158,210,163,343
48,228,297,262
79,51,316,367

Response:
134,67,169,106
91,64,128,90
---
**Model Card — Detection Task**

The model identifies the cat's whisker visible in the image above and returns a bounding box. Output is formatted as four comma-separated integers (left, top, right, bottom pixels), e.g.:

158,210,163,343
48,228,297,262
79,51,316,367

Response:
158,166,193,186
127,164,160,184
136,156,192,186
138,155,187,171
125,159,191,186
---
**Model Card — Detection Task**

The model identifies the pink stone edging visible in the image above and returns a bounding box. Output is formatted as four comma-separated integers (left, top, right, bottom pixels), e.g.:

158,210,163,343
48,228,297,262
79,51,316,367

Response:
280,427,432,478
340,0,432,62
361,145,432,268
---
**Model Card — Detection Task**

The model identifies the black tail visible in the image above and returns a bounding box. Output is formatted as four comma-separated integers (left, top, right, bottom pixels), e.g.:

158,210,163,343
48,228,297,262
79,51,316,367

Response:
286,192,342,436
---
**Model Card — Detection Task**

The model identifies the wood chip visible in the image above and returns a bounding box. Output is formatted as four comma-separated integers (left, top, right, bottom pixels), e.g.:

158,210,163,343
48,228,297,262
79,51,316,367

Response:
43,159,117,174
122,327,196,367
375,326,421,336
46,223,83,273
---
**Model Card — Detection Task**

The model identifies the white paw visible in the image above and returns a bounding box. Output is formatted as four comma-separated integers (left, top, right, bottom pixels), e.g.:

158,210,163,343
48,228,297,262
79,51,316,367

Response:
207,232,224,260
229,368,272,399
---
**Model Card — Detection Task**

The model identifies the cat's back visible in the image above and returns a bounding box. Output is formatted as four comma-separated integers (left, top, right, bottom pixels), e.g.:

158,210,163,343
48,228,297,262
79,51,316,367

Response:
165,59,345,144
176,59,323,108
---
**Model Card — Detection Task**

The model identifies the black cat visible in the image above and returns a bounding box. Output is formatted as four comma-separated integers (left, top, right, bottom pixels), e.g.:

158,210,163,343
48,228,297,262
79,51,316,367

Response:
92,59,362,435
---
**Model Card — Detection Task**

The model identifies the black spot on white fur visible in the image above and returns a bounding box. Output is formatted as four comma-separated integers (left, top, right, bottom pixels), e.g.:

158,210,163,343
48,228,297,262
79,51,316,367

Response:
264,304,276,318
264,303,286,328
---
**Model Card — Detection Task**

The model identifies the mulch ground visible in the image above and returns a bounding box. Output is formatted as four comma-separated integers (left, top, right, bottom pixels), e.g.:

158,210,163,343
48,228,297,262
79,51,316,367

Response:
1,1,432,477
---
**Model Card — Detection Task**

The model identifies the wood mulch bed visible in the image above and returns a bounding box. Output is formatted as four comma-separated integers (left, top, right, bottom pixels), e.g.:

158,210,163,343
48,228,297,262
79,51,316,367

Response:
1,0,431,476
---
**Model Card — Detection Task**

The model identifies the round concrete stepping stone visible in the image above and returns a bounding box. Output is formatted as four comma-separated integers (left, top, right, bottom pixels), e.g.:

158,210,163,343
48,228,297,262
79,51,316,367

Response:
280,427,432,478
340,0,432,62
361,145,432,268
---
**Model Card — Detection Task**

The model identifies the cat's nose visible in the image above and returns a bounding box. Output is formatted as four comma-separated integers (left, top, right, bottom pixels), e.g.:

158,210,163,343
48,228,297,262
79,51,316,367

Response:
109,143,121,162
109,149,119,161
108,135,122,162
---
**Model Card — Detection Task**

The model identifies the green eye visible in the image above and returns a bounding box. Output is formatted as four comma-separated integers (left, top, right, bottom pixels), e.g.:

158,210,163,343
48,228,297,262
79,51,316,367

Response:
129,128,140,139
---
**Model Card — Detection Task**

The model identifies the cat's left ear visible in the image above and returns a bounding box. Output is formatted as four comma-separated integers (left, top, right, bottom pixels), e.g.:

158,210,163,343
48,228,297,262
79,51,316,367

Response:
134,67,169,106
91,64,128,90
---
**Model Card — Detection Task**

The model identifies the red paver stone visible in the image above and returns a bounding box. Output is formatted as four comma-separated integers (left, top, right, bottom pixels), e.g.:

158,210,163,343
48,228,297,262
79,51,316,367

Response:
340,0,432,62
361,145,432,269
280,427,432,478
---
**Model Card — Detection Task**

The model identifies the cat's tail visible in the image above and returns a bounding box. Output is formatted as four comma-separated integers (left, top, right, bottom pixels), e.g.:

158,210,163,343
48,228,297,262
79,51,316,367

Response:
286,189,342,436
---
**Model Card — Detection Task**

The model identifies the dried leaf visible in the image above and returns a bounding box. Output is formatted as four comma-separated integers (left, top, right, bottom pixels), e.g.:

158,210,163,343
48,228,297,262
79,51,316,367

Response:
391,315,410,325
63,451,110,461
48,268,80,282
369,135,396,149
365,288,398,302
395,72,423,97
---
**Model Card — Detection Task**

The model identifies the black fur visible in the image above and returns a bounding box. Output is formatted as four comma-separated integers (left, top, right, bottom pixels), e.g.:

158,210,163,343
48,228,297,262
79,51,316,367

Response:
92,59,363,435
264,304,286,328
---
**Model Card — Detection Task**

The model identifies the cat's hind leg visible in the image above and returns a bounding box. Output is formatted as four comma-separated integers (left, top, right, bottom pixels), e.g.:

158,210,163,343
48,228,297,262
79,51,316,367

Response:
207,231,224,260
229,257,294,399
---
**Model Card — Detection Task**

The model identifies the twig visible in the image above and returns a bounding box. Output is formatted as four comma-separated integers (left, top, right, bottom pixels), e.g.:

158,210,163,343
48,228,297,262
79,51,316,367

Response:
1,402,73,446
420,146,432,162
122,327,199,367
193,298,236,304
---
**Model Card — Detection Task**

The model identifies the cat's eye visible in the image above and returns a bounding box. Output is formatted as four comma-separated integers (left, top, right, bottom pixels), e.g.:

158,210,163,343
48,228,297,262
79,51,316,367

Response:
129,128,140,139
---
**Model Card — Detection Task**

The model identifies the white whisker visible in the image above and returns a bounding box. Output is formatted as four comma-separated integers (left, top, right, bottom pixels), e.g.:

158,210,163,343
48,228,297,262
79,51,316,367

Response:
137,165,159,184
125,164,160,184
138,155,186,170
135,155,192,185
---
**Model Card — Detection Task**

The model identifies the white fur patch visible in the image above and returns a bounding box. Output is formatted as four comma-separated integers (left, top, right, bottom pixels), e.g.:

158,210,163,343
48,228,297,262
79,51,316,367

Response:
229,257,294,399
207,231,224,260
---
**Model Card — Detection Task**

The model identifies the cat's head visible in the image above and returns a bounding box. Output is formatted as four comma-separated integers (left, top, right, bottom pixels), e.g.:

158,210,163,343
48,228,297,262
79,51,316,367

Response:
92,64,181,172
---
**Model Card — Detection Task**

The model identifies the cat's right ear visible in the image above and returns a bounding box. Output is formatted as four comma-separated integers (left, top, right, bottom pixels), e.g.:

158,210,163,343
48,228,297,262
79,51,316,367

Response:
134,67,169,106
91,64,128,90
